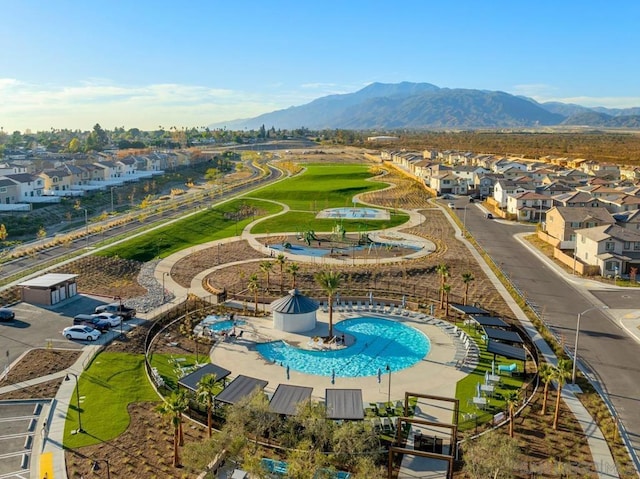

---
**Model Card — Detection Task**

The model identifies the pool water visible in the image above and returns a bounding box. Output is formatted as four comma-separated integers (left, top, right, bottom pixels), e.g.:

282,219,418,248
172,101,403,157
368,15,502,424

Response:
255,317,430,377
208,319,246,332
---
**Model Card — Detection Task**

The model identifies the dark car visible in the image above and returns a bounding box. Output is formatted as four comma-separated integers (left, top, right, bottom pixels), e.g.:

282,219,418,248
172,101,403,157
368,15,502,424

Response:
94,303,136,319
73,314,111,332
486,213,494,219
0,307,15,322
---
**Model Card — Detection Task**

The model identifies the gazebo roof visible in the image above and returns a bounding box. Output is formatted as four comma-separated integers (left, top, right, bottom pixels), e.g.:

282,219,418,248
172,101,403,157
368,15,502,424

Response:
270,289,319,314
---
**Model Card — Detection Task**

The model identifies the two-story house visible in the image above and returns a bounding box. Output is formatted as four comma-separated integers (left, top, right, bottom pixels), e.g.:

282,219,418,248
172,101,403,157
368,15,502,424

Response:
574,224,640,276
545,206,615,249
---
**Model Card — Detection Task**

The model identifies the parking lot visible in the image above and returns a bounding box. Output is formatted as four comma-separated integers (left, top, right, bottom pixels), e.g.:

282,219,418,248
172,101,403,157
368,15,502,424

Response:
0,295,114,372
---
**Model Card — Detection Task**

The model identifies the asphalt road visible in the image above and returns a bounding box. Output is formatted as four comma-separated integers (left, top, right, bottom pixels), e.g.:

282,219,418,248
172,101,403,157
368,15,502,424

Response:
452,198,640,464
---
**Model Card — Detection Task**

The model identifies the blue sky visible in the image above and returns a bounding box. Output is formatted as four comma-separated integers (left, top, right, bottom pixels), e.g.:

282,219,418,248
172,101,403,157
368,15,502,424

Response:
1,0,639,132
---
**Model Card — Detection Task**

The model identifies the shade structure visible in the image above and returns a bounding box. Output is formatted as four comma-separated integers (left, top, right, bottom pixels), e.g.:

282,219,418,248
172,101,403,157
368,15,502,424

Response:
271,289,319,332
469,315,509,329
482,326,523,344
487,340,527,361
325,389,364,420
178,363,231,392
215,375,268,405
269,384,313,415
450,304,490,316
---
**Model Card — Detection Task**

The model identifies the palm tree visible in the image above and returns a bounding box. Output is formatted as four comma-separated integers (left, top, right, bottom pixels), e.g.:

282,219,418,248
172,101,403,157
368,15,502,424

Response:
248,273,260,315
504,390,520,438
276,254,286,293
157,389,189,466
442,284,451,316
538,363,555,416
260,260,273,291
436,263,449,307
196,373,218,437
287,262,300,289
315,270,342,338
552,359,572,430
461,272,475,306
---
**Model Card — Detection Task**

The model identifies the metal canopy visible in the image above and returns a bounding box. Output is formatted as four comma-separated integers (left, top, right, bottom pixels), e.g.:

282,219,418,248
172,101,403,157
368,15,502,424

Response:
449,304,490,316
215,375,268,405
178,363,231,392
470,315,509,328
483,327,523,344
487,340,527,361
325,389,364,420
269,384,313,416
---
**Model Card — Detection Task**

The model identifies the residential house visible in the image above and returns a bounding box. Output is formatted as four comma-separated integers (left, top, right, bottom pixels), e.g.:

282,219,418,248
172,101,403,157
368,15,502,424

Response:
575,224,640,276
614,209,640,232
0,178,20,204
40,168,73,193
493,179,536,209
545,206,615,249
598,194,640,214
506,192,551,222
552,191,602,208
4,173,45,199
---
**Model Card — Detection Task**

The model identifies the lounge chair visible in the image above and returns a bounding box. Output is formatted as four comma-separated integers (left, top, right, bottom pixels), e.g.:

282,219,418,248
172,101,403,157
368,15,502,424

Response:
498,363,517,375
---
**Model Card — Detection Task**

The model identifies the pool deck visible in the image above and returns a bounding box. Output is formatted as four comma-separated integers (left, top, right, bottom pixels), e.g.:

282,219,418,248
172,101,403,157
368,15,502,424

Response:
208,309,466,424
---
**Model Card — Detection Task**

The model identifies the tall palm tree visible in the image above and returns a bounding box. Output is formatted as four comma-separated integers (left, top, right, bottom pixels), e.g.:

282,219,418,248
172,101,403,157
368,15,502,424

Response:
260,260,273,291
156,389,189,466
287,262,300,289
196,373,218,437
442,284,451,316
461,272,475,306
248,273,260,315
276,254,286,293
436,263,449,307
552,359,572,430
538,363,555,416
315,270,342,338
504,390,520,438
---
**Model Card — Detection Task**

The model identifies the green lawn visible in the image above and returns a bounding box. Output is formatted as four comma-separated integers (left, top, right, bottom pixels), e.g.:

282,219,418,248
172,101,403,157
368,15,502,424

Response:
250,163,389,211
148,353,212,391
63,352,159,448
455,327,525,429
98,198,282,261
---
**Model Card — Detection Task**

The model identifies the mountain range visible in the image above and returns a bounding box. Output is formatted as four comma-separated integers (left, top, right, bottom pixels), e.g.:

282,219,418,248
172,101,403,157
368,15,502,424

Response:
212,82,640,131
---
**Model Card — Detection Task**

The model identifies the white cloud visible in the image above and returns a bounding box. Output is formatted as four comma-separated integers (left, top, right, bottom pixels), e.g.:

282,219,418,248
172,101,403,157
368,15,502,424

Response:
0,79,287,131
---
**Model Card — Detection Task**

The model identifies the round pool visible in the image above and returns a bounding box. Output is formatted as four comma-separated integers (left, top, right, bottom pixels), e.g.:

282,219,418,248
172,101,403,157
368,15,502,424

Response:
208,319,246,332
255,317,430,377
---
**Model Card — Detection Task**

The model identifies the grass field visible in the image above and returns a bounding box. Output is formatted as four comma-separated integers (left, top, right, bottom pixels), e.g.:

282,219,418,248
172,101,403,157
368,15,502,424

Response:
98,198,283,261
63,352,159,448
148,353,212,391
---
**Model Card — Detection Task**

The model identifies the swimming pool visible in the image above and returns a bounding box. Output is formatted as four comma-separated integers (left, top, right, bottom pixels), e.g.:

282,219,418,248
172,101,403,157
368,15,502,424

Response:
208,319,246,332
255,317,430,377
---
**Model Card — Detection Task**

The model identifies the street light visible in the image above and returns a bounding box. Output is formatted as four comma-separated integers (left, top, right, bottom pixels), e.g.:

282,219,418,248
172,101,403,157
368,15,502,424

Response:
64,372,83,433
572,306,609,384
162,272,170,302
92,459,111,478
386,364,391,405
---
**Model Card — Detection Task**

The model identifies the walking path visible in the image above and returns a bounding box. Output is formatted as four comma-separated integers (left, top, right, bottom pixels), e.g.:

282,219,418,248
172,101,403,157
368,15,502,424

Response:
0,197,631,478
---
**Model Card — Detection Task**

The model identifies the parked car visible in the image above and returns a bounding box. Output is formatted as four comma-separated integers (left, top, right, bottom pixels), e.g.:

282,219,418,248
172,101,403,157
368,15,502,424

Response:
0,307,15,322
92,312,122,327
73,314,111,332
63,325,101,341
486,213,494,219
94,303,136,319
447,202,455,209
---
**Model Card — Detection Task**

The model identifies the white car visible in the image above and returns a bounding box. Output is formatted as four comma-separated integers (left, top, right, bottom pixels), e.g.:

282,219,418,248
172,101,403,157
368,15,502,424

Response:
447,202,455,209
92,312,122,327
63,325,101,342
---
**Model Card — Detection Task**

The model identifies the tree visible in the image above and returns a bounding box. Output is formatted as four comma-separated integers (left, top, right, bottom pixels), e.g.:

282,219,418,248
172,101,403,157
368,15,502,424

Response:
462,431,520,479
68,137,81,153
248,273,260,314
196,373,218,438
553,358,572,430
442,283,451,316
85,123,108,151
331,420,380,469
275,253,286,293
287,262,300,289
436,263,449,307
538,362,555,416
462,272,475,306
0,224,8,242
260,260,273,291
503,390,520,438
156,389,189,467
37,226,46,240
315,270,342,338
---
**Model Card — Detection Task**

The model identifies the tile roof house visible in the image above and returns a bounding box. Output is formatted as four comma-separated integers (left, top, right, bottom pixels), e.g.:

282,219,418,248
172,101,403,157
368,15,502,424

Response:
545,206,615,248
574,224,640,276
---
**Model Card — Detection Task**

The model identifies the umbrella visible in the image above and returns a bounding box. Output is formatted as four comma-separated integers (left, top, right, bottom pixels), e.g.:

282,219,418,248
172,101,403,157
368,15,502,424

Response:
369,291,373,305
331,369,336,385
476,382,481,398
286,365,290,380
492,360,496,376
401,295,406,308
377,368,382,384
484,370,489,385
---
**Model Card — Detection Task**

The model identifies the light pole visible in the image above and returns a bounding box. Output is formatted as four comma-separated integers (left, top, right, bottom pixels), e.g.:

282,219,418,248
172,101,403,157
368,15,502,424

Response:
386,364,391,405
64,372,83,433
162,272,170,302
92,459,111,478
572,306,609,384
110,186,115,213
83,208,89,247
